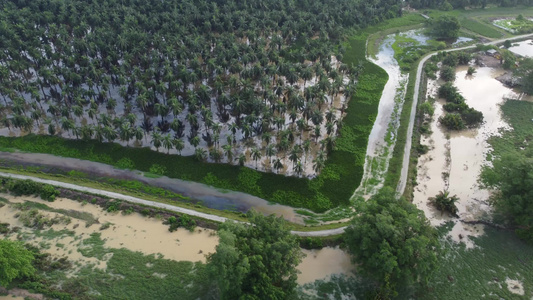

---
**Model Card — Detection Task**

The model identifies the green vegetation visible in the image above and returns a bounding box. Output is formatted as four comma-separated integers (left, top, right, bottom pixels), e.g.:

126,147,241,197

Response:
344,188,440,297
0,239,35,286
514,57,533,95
428,15,462,39
5,178,60,202
207,211,304,299
494,14,533,33
422,225,533,299
482,100,533,243
461,17,503,38
429,190,459,217
438,82,484,129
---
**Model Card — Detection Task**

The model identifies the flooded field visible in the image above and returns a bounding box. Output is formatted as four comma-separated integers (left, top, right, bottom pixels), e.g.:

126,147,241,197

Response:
413,65,522,247
0,193,353,291
508,38,533,57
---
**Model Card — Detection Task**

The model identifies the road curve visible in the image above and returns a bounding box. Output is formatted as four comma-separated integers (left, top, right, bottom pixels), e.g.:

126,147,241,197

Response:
0,171,346,236
396,33,533,195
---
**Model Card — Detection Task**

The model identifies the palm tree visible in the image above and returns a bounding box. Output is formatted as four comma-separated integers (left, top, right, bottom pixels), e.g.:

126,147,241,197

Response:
273,158,283,174
293,160,303,176
151,130,163,152
251,147,261,169
288,144,302,169
162,133,173,154
174,138,185,155
265,144,276,165
237,153,247,167
223,144,234,162
194,148,207,162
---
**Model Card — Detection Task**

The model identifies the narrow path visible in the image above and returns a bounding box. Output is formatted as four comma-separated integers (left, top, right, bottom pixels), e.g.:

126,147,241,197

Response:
396,33,533,195
0,171,346,236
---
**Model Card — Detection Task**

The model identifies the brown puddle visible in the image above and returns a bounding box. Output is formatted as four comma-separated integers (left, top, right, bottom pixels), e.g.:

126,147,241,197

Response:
414,66,520,248
296,247,354,284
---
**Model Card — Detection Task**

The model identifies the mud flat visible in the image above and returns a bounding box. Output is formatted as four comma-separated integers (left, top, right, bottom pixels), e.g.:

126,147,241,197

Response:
413,66,521,247
0,194,353,287
0,194,218,264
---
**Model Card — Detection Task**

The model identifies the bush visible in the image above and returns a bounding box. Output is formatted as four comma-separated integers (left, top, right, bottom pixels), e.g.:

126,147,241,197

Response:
439,113,465,130
429,190,459,217
6,179,59,202
440,65,456,82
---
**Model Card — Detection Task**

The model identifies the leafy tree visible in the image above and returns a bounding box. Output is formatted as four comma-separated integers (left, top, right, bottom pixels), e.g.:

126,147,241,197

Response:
344,188,440,296
514,58,533,95
428,15,461,39
207,211,304,299
482,153,533,242
439,113,465,130
440,65,456,82
0,239,35,286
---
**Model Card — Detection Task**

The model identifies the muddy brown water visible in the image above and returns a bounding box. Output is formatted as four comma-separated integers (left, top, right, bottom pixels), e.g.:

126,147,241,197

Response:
0,194,353,285
413,66,521,248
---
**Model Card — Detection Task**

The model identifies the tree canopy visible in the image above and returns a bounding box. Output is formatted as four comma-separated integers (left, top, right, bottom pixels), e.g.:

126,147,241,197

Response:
0,239,35,287
344,188,440,296
514,58,533,95
482,152,533,242
207,211,304,299
428,15,461,39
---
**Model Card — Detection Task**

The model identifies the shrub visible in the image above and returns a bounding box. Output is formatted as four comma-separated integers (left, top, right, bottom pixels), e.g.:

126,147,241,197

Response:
6,179,59,202
116,157,135,169
440,65,456,82
439,113,465,130
429,190,459,217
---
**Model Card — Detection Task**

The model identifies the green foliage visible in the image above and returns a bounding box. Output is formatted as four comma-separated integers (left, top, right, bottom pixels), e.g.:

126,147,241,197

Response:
439,113,465,130
207,211,304,299
428,15,461,39
440,65,456,82
424,62,439,79
429,190,459,217
0,239,35,286
461,18,502,39
514,57,533,95
5,179,59,202
116,157,135,170
437,83,483,129
481,100,533,243
166,214,196,232
419,101,435,116
148,164,166,176
344,188,440,294
467,66,476,75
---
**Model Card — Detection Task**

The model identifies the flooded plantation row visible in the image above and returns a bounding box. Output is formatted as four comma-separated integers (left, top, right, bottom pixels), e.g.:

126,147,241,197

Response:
0,194,354,288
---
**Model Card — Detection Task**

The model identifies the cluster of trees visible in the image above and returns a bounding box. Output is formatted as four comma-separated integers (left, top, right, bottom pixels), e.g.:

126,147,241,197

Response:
432,51,484,130
0,0,401,176
514,57,533,95
207,188,442,299
206,211,304,299
344,188,440,298
427,15,461,39
0,239,35,287
438,83,484,129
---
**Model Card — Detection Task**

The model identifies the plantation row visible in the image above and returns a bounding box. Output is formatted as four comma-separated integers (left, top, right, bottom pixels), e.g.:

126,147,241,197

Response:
0,0,401,177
